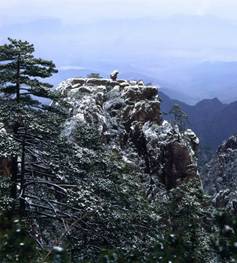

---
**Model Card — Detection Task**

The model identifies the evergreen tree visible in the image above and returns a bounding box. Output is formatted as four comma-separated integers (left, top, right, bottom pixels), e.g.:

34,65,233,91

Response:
0,38,59,215
0,38,57,106
151,180,215,262
0,215,38,263
169,103,188,132
213,209,237,262
87,72,102,79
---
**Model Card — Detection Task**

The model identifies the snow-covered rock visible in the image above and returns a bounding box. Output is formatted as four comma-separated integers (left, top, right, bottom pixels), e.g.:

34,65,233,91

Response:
58,77,200,191
202,135,237,197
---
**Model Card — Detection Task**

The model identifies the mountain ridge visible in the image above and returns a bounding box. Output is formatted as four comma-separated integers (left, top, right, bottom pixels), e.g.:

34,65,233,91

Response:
160,91,237,150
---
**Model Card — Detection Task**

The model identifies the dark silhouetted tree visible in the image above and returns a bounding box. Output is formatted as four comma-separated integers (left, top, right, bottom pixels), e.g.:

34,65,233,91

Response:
87,72,102,79
0,38,59,215
0,38,57,105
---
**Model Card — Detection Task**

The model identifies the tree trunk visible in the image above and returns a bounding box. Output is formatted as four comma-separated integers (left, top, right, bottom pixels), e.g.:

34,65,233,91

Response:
16,55,20,103
10,155,18,203
11,55,21,212
20,133,26,215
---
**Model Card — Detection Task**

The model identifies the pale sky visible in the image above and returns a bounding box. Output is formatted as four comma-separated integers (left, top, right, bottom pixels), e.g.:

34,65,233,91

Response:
1,0,237,25
1,0,237,102
1,0,237,64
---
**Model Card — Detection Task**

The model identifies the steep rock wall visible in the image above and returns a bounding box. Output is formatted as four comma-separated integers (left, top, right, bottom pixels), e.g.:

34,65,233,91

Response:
201,135,237,213
58,78,200,192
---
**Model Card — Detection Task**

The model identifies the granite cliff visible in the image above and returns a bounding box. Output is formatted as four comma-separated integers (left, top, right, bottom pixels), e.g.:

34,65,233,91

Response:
58,77,200,192
201,135,237,214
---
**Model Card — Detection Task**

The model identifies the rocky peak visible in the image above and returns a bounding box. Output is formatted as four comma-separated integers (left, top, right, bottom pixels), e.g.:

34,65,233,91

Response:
217,135,237,153
202,135,237,193
201,135,237,212
58,77,200,191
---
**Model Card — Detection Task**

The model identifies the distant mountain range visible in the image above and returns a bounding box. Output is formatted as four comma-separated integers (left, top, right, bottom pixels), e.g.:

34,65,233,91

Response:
160,91,237,150
157,61,237,104
3,15,237,104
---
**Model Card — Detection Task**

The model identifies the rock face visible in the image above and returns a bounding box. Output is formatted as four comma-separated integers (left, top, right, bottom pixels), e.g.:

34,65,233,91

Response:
58,78,200,191
202,135,237,195
0,158,12,177
201,135,237,213
0,127,17,177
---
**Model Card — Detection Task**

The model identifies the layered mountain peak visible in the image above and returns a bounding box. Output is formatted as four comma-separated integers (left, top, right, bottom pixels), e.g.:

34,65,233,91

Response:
58,77,200,191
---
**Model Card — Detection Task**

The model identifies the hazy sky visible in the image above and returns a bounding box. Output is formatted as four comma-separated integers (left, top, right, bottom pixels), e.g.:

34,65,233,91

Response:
1,0,237,65
1,0,237,25
1,1,237,72
1,0,237,102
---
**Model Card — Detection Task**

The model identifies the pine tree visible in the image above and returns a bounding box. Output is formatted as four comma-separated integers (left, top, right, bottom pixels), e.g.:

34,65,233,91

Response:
213,209,237,262
0,214,39,263
0,38,59,215
151,180,215,262
169,103,188,132
87,72,102,79
0,38,57,106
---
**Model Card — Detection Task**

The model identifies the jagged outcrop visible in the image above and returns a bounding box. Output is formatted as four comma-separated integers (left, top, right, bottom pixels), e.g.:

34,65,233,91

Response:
58,77,200,191
201,135,237,213
0,126,18,177
202,135,237,194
